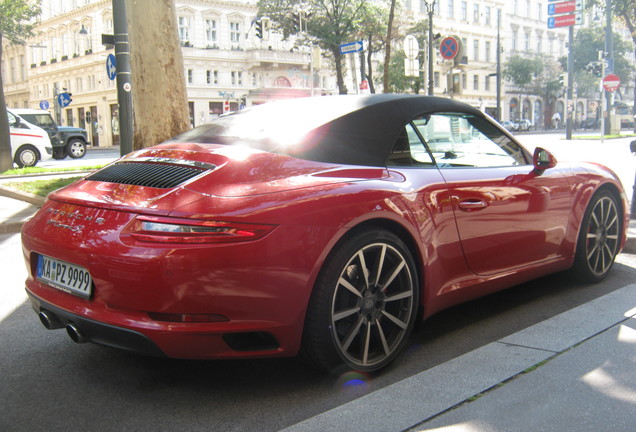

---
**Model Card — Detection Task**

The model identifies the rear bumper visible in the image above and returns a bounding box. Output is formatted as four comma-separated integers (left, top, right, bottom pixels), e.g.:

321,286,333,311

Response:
27,292,165,357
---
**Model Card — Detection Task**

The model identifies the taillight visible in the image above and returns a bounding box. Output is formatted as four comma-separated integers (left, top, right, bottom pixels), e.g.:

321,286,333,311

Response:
127,215,276,244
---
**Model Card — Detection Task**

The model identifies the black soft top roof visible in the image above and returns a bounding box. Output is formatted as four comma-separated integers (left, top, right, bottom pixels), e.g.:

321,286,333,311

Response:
173,95,490,167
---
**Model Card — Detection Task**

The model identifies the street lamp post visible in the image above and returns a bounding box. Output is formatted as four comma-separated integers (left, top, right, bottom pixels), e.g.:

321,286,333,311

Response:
423,0,435,95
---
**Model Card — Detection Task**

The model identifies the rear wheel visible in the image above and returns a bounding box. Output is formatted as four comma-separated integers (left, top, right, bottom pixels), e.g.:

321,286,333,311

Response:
302,229,418,373
66,139,86,159
14,145,39,168
571,190,622,283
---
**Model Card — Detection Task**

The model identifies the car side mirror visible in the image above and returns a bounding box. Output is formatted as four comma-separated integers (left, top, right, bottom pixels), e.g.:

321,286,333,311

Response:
533,147,557,171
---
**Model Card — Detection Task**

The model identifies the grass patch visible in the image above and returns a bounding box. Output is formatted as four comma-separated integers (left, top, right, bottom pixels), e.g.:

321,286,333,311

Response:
4,177,82,197
1,165,104,176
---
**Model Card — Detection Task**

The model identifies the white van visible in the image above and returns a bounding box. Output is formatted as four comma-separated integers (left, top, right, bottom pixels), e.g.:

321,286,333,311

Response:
7,109,53,168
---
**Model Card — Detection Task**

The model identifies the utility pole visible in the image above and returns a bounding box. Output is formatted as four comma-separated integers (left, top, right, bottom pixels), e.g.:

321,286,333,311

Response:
113,0,133,156
604,0,613,136
566,26,574,140
496,8,502,122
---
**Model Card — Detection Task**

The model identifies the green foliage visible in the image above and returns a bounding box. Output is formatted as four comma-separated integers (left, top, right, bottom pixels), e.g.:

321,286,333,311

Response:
504,55,541,89
0,0,42,44
4,177,81,197
257,0,371,94
386,50,421,94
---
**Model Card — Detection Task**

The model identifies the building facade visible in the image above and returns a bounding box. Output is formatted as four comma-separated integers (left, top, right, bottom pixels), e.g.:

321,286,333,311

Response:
2,0,337,147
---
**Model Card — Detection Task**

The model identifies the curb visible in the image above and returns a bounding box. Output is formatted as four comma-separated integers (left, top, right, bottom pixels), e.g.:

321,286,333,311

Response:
0,185,46,206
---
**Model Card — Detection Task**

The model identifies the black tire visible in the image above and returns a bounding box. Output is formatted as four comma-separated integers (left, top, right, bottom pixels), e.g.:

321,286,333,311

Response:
14,145,39,168
570,190,622,283
301,229,419,373
66,139,86,159
52,147,67,160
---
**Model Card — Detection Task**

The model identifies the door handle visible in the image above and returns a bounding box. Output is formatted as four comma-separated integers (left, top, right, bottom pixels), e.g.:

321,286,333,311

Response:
458,199,488,211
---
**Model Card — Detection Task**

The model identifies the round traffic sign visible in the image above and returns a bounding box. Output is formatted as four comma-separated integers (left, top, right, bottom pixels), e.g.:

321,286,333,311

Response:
602,74,620,92
39,100,49,110
439,36,460,60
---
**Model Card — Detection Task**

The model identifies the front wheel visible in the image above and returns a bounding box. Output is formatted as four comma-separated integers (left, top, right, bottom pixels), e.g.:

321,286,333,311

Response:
570,190,622,283
66,139,86,159
302,229,419,373
14,145,39,168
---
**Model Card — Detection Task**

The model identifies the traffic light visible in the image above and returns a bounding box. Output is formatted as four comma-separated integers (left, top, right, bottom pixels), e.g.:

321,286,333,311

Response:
558,73,568,87
585,62,602,78
292,12,301,33
255,19,263,39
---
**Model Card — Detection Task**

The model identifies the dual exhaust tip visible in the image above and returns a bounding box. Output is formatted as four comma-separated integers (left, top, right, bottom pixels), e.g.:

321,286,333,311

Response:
38,310,88,344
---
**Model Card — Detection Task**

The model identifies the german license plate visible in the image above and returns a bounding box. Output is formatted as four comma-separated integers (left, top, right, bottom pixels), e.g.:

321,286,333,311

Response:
36,254,93,298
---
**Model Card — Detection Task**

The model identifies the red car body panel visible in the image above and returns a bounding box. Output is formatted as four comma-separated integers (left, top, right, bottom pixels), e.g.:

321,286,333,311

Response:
21,95,630,361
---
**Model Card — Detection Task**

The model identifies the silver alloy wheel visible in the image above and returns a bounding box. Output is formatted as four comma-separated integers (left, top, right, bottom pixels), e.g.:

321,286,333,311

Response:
17,147,38,167
67,140,86,158
330,242,415,369
584,196,620,276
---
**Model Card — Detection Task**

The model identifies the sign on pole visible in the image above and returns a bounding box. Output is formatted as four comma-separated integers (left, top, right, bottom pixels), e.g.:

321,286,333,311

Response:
547,13,582,28
39,100,49,110
602,74,621,92
439,36,460,60
403,35,419,59
57,92,72,108
106,54,117,80
339,40,363,55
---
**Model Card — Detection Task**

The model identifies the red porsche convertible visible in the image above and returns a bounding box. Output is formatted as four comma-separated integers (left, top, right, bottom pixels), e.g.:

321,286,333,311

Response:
21,95,629,373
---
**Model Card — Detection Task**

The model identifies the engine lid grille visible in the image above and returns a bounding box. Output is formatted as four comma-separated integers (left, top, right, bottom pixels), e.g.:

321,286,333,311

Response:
87,159,213,189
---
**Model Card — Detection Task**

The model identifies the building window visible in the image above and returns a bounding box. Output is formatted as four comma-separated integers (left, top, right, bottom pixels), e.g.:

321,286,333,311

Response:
231,71,243,86
462,73,467,90
485,76,491,91
526,0,531,18
512,29,518,51
434,71,440,87
230,22,241,44
187,69,193,84
178,16,190,43
206,19,217,45
447,0,454,18
206,70,212,84
473,40,479,61
485,6,491,25
461,1,467,20
525,32,531,51
473,4,479,23
473,75,479,90
537,35,543,53
538,3,543,20
485,41,491,62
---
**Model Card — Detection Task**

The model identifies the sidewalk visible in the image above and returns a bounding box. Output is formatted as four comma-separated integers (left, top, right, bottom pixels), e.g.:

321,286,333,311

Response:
283,282,636,432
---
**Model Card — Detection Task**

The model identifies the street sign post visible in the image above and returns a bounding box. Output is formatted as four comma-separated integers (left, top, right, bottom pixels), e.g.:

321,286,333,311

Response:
547,13,582,28
339,41,363,55
439,36,460,60
57,92,72,108
602,74,621,92
39,100,49,110
106,54,117,80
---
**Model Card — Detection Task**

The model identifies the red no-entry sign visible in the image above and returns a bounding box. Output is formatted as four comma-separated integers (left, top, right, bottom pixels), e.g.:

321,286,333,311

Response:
602,74,621,92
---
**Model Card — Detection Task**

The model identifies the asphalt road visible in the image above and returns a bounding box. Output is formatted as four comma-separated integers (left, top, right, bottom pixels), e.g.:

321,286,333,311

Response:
2,229,636,432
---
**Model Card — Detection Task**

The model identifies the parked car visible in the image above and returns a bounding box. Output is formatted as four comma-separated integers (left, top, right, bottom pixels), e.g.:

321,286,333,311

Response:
7,109,53,168
517,119,534,131
10,108,89,160
22,95,629,373
501,120,518,131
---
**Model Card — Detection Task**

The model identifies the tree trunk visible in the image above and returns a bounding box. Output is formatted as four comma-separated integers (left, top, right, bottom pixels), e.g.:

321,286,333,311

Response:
127,0,190,150
330,48,348,94
382,0,397,93
0,34,12,172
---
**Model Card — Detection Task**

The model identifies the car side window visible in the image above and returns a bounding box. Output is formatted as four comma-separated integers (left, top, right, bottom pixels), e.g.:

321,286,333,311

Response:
414,113,528,167
387,123,435,167
7,112,17,127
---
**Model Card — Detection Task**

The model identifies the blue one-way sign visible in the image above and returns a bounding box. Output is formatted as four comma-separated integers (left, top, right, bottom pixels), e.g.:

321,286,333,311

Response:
340,40,363,55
